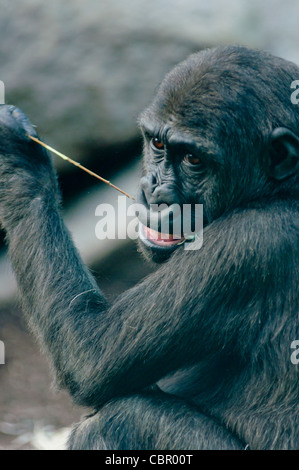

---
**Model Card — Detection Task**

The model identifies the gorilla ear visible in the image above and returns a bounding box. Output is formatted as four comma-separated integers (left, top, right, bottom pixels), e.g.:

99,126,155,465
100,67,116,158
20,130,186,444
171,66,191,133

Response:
268,128,299,180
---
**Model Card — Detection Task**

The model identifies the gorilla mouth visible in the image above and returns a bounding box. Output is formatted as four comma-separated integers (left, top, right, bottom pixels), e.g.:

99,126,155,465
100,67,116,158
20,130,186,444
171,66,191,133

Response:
140,224,185,248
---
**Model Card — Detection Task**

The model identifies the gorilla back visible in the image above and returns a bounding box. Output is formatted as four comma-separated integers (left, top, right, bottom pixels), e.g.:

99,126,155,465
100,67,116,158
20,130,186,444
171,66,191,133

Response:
0,46,298,450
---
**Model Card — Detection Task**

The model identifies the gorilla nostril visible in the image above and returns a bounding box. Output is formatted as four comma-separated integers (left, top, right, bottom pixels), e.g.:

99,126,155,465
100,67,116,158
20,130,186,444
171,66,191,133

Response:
150,186,162,202
140,175,157,206
151,174,157,187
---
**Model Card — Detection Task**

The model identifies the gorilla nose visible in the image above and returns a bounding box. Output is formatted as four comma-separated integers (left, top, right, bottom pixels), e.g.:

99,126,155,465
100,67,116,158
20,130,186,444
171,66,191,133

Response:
140,175,178,207
138,175,183,234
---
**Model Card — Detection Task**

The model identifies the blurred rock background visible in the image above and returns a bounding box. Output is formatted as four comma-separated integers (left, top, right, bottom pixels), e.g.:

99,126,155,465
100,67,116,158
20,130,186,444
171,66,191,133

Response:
0,0,298,450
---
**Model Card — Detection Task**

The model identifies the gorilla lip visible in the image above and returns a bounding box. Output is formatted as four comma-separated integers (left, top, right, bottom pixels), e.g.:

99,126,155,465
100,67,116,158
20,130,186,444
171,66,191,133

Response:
142,225,185,247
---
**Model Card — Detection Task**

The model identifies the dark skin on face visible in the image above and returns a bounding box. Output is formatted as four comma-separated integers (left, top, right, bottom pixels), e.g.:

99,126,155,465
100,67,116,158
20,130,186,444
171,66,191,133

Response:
136,122,209,259
0,46,298,450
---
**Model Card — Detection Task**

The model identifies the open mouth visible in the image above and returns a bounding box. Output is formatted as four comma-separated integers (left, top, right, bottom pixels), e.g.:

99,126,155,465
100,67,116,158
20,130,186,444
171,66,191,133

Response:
139,224,185,249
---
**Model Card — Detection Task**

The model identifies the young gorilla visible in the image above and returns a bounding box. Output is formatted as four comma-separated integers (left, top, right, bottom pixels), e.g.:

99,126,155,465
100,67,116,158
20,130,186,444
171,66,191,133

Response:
0,46,298,450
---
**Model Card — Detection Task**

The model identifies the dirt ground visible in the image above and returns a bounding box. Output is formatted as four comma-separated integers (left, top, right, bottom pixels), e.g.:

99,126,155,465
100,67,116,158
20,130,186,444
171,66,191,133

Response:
0,307,86,450
0,243,154,450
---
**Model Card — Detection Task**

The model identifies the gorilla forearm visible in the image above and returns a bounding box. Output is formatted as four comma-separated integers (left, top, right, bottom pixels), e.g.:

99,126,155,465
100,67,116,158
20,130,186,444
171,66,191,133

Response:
4,190,202,406
5,191,109,401
1,182,192,406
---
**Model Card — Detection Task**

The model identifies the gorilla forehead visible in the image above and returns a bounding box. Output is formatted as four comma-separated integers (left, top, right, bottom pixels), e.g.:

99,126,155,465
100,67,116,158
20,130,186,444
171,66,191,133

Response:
141,46,299,140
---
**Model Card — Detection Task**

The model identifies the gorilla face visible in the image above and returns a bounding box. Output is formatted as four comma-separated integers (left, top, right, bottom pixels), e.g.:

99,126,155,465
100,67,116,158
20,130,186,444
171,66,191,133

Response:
136,140,207,263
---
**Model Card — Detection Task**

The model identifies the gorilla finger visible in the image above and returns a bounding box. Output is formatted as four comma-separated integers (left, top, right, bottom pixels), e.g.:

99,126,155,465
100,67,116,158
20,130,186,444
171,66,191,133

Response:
0,105,38,141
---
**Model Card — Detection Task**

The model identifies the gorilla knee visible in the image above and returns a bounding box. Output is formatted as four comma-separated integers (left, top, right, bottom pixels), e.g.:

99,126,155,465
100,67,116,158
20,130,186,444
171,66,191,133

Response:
68,413,110,450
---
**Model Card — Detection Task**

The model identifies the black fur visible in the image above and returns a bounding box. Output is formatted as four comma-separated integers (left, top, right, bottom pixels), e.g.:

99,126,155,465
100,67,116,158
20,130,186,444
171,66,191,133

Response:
0,46,298,450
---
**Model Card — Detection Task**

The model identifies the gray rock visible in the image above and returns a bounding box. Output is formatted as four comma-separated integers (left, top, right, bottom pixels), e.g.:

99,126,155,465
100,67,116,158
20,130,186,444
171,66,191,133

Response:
1,0,298,163
0,1,203,164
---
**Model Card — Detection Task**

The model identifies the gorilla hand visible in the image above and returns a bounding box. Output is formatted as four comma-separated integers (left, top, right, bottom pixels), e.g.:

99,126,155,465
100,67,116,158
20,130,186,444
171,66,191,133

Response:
0,105,59,227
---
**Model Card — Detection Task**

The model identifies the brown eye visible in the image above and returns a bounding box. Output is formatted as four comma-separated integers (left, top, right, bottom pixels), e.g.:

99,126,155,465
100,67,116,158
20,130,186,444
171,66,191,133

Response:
184,154,200,165
152,138,164,150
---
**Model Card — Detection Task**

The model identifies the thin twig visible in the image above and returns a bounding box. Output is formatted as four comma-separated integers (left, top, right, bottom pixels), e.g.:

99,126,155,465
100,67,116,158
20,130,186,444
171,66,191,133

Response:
27,135,135,200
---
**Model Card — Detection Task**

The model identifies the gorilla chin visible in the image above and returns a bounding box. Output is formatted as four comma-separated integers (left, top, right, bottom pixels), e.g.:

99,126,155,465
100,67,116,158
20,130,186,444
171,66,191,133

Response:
138,223,186,263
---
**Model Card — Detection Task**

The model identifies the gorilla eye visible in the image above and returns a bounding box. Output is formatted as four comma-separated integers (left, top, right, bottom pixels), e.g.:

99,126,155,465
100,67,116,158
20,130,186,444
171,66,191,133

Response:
152,138,164,150
184,154,200,165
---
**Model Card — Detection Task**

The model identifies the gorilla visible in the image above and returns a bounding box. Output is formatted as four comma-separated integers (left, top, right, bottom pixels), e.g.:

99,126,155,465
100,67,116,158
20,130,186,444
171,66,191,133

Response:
0,46,298,450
